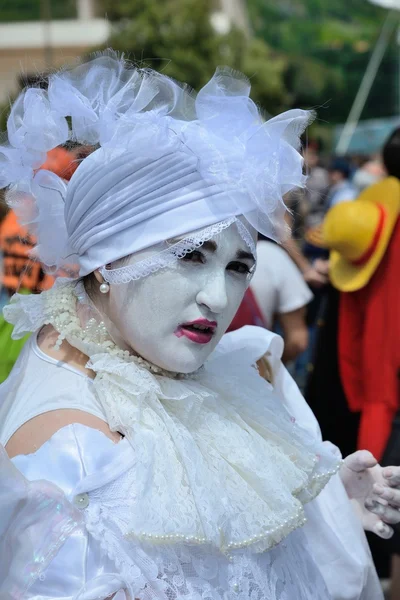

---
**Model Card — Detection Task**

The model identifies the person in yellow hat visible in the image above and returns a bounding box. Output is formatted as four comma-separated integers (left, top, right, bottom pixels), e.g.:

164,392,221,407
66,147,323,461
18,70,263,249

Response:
324,176,400,293
322,174,400,462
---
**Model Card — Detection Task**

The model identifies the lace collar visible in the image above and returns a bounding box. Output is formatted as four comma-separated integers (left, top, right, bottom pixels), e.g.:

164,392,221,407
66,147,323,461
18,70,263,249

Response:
4,283,340,556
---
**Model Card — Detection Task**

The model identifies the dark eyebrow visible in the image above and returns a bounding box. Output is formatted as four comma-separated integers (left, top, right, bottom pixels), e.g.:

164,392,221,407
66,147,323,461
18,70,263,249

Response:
201,240,218,253
236,249,256,263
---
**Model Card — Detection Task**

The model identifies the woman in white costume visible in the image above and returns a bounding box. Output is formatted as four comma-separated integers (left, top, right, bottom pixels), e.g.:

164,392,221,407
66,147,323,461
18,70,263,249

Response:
0,52,398,600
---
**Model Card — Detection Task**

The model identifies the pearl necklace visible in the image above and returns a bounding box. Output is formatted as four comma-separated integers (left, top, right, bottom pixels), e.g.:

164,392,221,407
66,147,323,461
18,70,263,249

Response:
44,282,196,380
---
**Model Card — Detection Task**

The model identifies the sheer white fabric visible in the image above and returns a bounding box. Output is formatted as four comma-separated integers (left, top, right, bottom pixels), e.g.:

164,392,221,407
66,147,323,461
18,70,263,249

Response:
0,52,311,279
0,440,83,598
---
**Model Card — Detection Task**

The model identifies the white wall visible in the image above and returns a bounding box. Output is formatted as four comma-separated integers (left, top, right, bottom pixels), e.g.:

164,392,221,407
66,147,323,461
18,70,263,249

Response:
0,19,110,50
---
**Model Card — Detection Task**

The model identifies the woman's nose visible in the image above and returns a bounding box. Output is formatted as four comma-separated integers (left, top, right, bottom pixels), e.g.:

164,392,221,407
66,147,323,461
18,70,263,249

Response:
196,274,228,314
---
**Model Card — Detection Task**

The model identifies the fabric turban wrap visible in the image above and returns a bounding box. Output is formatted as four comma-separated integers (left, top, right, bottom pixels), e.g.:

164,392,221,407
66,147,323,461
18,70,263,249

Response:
64,148,253,276
0,52,312,278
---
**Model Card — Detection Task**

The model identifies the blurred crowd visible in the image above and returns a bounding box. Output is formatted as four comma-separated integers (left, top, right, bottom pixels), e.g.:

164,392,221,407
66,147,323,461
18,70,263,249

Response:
230,137,390,392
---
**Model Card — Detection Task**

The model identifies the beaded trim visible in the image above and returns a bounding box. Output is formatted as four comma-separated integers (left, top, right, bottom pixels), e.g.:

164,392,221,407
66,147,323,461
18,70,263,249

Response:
123,461,340,555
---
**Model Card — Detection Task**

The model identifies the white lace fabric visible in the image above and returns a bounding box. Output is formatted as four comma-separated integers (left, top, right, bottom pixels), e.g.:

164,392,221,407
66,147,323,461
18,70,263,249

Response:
85,504,332,600
4,282,340,558
99,217,256,285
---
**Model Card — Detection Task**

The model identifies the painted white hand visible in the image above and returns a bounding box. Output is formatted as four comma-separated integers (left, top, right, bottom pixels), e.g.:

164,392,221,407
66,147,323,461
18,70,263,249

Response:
340,450,400,539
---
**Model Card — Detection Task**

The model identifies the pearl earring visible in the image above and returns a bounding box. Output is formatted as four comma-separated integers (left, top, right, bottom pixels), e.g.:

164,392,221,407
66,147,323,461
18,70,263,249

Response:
99,282,110,294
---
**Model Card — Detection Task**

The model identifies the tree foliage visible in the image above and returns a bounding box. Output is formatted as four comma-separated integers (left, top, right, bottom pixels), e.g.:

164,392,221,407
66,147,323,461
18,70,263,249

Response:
248,0,399,122
102,0,400,122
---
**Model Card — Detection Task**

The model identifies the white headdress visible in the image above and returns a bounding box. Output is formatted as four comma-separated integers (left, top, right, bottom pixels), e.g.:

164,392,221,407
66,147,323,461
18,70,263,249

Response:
0,50,312,283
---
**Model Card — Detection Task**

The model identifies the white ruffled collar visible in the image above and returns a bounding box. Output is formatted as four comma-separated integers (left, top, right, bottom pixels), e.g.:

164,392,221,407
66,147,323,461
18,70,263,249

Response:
4,283,340,555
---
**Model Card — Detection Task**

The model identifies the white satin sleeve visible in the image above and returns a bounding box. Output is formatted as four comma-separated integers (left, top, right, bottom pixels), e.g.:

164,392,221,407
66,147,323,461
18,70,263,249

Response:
216,327,383,600
0,424,130,599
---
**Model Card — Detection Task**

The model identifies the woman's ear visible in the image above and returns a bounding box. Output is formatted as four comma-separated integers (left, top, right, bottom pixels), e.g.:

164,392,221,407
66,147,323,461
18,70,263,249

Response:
93,269,104,284
93,269,111,295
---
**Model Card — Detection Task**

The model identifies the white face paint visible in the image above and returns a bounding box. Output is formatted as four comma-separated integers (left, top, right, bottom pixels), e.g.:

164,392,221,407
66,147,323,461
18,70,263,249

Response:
101,222,257,373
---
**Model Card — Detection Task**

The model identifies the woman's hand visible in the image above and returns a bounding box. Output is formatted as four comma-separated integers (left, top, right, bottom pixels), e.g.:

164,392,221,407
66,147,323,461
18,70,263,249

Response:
340,450,400,539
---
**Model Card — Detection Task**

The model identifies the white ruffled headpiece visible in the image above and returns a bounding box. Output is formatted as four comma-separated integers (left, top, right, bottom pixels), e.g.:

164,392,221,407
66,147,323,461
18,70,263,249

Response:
0,50,312,281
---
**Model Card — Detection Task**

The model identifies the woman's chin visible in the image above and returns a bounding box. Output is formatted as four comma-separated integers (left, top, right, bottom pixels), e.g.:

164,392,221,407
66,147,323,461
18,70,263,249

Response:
129,333,222,374
156,355,206,374
145,345,214,374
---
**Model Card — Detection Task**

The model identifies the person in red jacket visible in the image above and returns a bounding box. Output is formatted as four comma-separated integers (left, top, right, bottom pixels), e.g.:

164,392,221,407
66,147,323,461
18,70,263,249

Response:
323,175,400,462
321,126,400,600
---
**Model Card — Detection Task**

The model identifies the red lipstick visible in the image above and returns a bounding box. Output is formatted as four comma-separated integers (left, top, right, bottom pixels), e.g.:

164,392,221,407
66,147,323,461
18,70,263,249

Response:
175,318,217,344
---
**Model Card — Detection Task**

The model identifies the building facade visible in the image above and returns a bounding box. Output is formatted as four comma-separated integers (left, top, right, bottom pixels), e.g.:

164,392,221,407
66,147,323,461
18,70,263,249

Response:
0,0,110,104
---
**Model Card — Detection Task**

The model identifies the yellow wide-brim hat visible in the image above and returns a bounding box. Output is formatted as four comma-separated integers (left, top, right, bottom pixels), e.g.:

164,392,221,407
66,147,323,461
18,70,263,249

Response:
322,177,400,292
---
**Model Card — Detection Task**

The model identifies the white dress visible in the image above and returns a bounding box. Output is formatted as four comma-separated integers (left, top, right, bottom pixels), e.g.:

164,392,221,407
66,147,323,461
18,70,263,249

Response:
0,323,381,600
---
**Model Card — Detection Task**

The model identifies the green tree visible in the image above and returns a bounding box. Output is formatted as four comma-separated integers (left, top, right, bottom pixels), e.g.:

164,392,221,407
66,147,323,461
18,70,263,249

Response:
248,0,399,123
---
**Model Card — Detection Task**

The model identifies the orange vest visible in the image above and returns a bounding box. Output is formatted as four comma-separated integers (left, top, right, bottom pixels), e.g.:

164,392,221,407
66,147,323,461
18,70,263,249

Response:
0,211,54,294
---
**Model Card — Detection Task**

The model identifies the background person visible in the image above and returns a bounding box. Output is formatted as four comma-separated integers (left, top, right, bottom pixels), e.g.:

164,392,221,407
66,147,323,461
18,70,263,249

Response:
0,146,83,382
228,239,313,365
